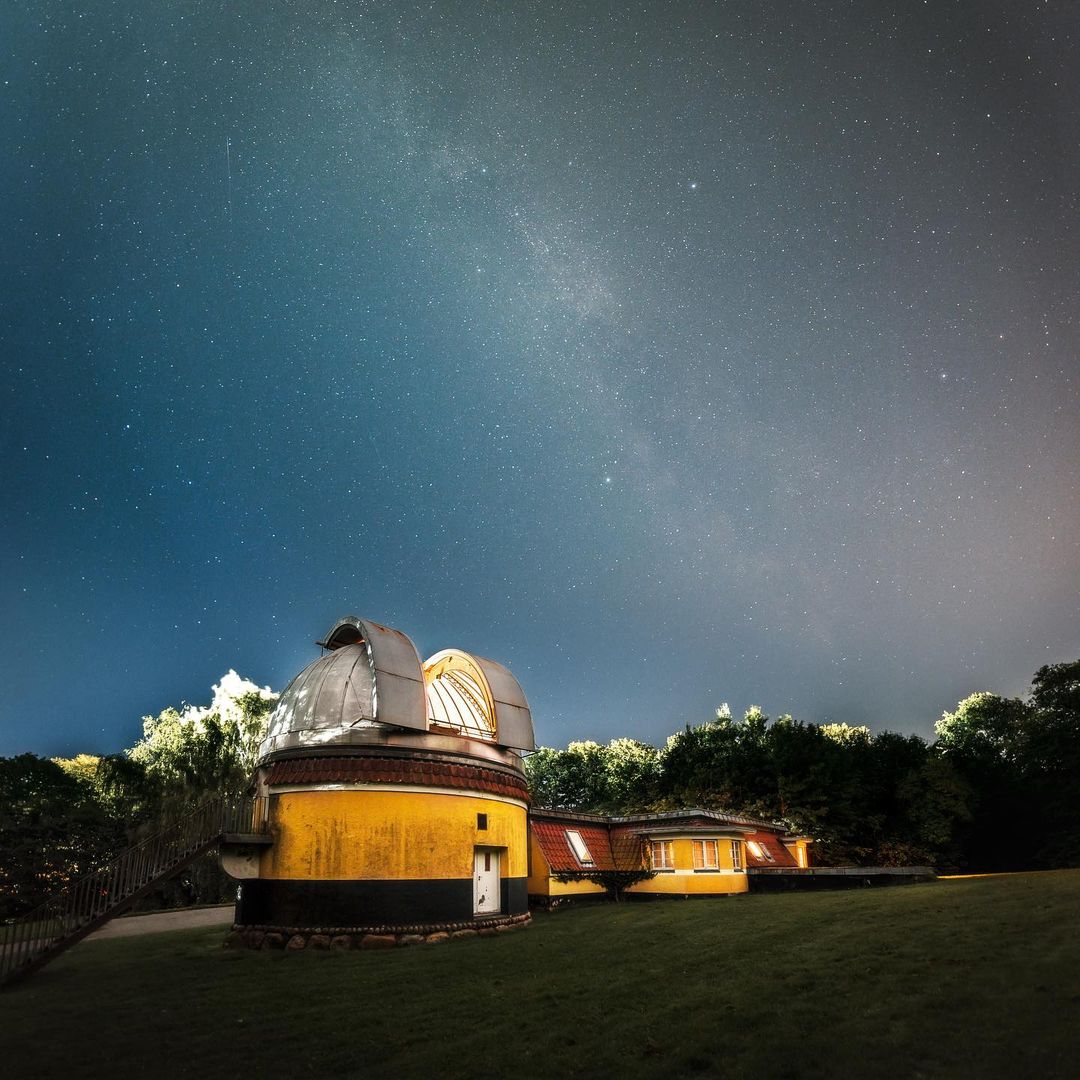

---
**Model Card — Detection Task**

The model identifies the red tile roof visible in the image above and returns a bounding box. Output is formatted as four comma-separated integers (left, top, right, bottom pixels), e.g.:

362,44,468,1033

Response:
533,822,612,872
530,808,805,873
532,820,646,873
744,831,799,868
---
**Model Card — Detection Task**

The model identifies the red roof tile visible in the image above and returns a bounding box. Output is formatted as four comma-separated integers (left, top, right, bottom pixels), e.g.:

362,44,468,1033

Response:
532,819,646,873
265,754,529,801
744,831,798,868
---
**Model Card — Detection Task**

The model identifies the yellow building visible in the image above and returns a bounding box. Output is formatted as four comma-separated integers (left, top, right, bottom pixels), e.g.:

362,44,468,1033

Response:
225,616,535,946
528,809,812,904
222,615,820,947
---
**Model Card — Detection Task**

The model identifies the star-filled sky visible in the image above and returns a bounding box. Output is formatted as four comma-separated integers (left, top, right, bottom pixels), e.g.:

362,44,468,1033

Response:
2,1,1078,757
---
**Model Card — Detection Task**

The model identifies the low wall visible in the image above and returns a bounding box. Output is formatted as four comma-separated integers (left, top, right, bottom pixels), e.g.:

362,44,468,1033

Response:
748,866,936,892
226,911,531,950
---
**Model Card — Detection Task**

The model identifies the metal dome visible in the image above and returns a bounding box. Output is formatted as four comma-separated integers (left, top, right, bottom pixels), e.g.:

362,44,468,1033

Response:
423,649,535,751
257,614,536,761
257,644,380,759
257,615,429,761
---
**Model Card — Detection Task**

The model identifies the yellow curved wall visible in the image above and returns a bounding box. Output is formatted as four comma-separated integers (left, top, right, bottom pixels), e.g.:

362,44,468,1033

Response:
628,837,748,894
548,877,607,896
261,788,527,881
627,872,747,895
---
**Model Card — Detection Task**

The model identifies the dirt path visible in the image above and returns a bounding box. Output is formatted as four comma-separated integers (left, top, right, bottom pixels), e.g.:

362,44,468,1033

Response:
84,904,234,941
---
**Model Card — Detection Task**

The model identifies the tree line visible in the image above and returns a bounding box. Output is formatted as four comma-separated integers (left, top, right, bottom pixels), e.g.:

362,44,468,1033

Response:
1,660,1077,918
0,673,276,919
527,659,1080,872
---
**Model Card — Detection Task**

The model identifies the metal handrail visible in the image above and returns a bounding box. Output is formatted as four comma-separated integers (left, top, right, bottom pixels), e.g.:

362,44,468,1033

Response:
0,794,268,985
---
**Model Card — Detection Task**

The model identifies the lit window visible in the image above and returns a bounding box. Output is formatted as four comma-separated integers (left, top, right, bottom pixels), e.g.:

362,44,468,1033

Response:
730,840,742,870
692,839,719,870
566,830,595,866
650,840,674,870
747,839,774,862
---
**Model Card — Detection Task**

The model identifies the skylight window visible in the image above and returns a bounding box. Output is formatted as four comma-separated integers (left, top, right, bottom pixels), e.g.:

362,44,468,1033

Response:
566,829,595,866
746,840,774,862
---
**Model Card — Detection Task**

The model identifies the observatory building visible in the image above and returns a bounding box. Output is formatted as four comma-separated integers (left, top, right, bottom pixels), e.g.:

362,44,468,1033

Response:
226,615,535,945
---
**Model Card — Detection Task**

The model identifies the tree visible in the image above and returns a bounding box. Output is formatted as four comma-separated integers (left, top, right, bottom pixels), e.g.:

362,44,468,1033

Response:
1,672,277,916
936,693,1033,764
656,714,745,810
52,754,103,788
819,723,871,747
1030,660,1080,719
0,755,121,918
933,692,1033,871
127,671,277,807
892,752,973,867
90,672,278,910
525,739,661,812
555,708,975,869
551,867,656,901
525,744,607,810
115,672,277,907
1023,660,1080,867
603,739,661,810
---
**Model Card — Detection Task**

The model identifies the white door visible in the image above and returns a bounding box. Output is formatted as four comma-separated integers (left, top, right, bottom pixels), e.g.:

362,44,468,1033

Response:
473,848,500,915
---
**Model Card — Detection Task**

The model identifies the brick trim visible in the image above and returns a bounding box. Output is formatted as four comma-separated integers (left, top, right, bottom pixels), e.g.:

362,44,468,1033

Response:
263,754,530,802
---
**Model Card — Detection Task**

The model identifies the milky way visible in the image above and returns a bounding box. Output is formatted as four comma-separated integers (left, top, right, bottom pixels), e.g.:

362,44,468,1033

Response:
2,1,1078,755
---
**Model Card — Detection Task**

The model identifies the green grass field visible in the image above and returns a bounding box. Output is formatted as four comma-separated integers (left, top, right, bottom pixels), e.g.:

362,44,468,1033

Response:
3,872,1079,1079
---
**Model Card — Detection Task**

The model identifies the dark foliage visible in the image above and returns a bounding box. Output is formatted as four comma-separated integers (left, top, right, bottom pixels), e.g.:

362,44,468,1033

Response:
551,868,657,900
527,660,1080,873
0,755,125,918
0,678,276,917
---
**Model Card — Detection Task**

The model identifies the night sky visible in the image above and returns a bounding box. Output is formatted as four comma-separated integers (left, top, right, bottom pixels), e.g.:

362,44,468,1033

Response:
3,2,1078,758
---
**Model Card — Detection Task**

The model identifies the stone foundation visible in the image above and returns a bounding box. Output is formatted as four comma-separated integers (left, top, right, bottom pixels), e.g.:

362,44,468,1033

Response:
225,911,531,950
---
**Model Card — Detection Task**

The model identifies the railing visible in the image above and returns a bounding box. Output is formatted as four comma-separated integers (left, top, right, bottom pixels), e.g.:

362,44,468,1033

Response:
0,794,268,986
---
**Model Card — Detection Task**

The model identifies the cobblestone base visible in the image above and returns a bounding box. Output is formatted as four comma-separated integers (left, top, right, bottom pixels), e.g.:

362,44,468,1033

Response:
225,911,531,950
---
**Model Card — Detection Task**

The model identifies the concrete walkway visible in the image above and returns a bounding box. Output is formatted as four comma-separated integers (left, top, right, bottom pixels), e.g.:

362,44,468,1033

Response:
84,904,234,941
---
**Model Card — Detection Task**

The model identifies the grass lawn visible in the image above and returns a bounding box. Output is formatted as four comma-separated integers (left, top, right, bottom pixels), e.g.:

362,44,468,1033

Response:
3,872,1079,1079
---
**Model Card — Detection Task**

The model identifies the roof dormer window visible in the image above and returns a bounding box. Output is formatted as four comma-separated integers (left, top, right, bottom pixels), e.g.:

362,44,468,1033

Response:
747,840,774,862
566,829,595,866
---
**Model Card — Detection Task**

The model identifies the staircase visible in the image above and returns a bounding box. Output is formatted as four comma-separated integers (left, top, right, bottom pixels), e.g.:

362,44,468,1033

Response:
0,795,268,987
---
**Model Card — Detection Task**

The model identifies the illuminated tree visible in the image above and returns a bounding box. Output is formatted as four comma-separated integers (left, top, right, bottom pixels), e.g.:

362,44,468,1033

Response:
525,739,660,812
126,671,277,804
935,693,1033,763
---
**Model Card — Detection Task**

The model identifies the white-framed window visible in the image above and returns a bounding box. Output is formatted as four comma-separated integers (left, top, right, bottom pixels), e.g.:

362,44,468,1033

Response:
746,839,775,862
650,840,674,870
566,829,595,867
730,840,742,870
692,839,719,871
